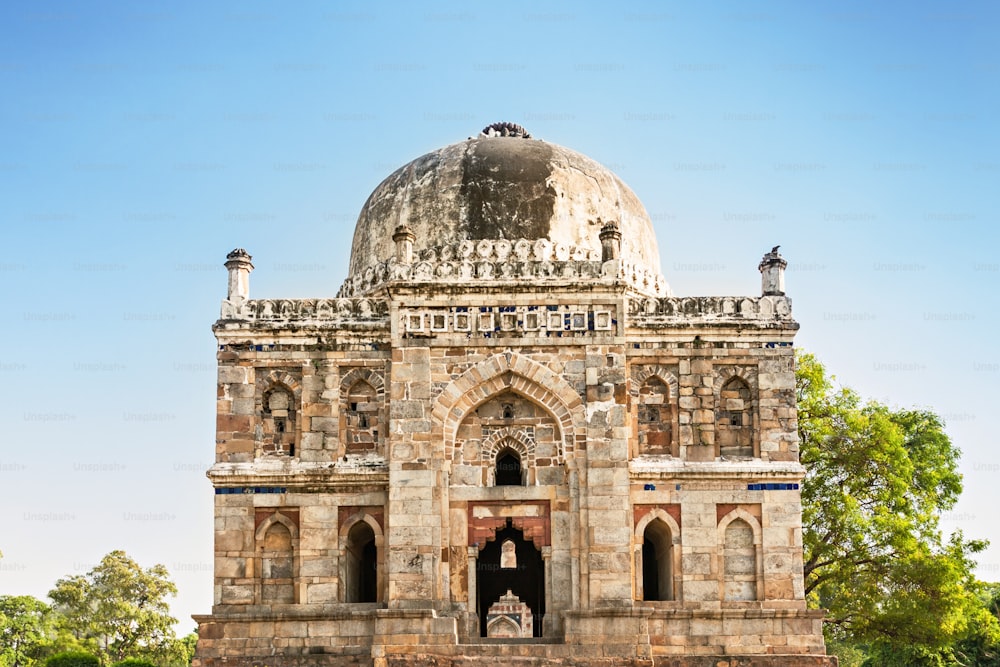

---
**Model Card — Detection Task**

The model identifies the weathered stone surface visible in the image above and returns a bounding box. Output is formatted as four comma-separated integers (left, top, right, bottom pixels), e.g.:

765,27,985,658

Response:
197,129,827,667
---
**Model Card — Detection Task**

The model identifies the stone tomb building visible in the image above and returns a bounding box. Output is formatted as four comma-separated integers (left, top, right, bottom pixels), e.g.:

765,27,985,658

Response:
193,124,834,667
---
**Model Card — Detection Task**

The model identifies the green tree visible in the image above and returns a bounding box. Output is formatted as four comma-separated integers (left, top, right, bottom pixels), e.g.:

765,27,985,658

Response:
43,653,99,667
797,352,999,664
953,583,1000,666
158,631,197,667
48,551,178,665
0,596,53,667
110,659,156,667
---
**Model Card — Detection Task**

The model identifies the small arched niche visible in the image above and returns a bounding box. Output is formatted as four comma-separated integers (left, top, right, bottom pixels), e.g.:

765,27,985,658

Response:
261,385,296,456
637,376,674,456
723,518,757,601
345,380,379,454
260,520,294,603
717,377,753,458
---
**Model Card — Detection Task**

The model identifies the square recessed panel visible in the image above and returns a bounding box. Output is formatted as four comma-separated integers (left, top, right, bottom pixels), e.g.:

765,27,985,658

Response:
454,313,471,331
524,312,541,330
405,313,425,332
594,310,613,330
547,312,564,330
570,312,587,330
430,313,448,332
500,312,518,331
478,312,495,332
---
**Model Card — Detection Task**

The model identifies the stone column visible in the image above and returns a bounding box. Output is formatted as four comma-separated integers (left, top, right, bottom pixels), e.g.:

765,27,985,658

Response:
759,246,787,296
467,546,479,638
583,346,633,606
385,345,440,608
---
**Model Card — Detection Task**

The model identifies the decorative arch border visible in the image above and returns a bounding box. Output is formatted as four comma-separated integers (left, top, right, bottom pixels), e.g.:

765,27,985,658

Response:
629,365,680,458
432,351,585,465
713,365,759,459
339,367,385,395
486,615,523,638
253,510,300,605
629,365,679,399
487,615,522,635
255,511,299,542
338,510,385,545
633,508,682,603
717,508,764,604
338,510,386,604
256,369,304,403
712,365,758,400
338,367,386,457
254,369,304,459
481,427,537,486
635,508,681,542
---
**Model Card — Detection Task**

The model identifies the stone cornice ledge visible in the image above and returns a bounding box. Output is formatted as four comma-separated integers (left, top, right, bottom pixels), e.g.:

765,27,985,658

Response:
207,460,389,487
629,458,805,480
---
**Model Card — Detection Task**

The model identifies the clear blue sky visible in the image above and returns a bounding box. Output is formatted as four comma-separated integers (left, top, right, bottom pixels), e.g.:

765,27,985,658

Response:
1,0,997,631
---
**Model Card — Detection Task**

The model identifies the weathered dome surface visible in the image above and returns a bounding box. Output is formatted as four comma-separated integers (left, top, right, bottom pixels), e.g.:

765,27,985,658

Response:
347,133,662,280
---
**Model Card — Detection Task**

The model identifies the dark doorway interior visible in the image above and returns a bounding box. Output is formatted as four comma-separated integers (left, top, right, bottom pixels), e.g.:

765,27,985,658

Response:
346,521,377,603
642,519,672,601
642,540,660,601
495,449,522,486
477,519,544,637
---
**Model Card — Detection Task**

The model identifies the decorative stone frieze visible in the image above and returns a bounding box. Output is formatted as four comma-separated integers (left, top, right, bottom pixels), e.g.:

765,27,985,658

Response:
400,303,615,339
220,297,389,324
337,237,669,299
628,295,794,324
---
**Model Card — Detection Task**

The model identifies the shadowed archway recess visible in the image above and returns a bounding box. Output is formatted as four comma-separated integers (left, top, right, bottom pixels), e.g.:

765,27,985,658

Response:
476,520,544,638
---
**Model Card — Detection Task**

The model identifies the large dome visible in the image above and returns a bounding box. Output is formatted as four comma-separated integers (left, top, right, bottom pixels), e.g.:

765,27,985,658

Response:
347,125,662,282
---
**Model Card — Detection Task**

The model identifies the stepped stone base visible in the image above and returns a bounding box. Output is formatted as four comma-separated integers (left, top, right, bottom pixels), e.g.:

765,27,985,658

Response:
193,651,836,667
193,608,837,667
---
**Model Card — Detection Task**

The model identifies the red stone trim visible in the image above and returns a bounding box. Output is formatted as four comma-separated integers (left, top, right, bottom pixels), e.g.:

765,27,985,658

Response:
633,503,681,529
254,508,299,531
339,505,385,532
467,500,550,549
716,503,761,524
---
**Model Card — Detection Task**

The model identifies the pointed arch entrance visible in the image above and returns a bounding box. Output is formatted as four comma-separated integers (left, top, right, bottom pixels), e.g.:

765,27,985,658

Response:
476,520,545,638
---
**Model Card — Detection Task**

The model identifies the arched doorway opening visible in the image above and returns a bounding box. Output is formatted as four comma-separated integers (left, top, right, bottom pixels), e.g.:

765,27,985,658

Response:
642,519,673,601
495,448,523,486
477,520,544,637
345,521,377,603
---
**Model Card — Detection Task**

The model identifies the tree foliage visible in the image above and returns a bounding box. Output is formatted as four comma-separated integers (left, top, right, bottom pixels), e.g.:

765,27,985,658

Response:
47,551,178,665
110,659,156,667
0,596,53,667
797,352,999,664
43,654,99,667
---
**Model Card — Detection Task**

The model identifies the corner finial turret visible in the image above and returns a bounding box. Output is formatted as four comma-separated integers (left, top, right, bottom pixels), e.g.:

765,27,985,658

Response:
224,248,254,302
759,246,787,296
599,222,622,261
392,225,416,264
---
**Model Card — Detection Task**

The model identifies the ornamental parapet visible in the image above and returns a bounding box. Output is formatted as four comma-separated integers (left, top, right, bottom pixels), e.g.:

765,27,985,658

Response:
218,297,390,325
337,237,669,298
628,295,796,326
